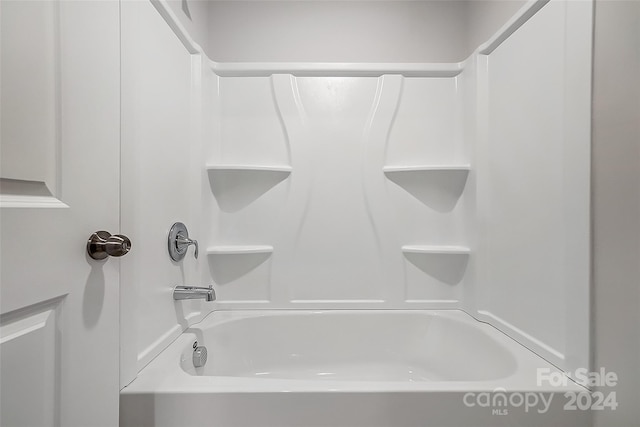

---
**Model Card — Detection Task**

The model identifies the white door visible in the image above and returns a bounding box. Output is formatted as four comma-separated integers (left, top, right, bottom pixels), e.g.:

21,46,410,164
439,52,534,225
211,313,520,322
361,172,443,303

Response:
1,1,121,426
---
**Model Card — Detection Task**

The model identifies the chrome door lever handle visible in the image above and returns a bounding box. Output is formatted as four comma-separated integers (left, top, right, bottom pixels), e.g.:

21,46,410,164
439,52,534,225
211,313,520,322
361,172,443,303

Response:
87,231,132,260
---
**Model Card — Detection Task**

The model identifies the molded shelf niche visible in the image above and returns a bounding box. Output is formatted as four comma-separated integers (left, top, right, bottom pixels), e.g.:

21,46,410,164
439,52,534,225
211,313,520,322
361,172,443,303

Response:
383,165,470,212
402,245,470,285
207,164,292,212
207,245,273,285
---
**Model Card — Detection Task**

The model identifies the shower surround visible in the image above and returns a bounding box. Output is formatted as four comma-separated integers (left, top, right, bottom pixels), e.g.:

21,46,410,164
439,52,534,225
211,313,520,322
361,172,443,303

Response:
120,0,592,425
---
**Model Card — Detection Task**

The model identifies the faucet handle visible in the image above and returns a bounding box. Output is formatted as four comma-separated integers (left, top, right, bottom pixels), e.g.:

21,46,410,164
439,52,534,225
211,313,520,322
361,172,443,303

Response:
168,222,198,261
177,234,198,259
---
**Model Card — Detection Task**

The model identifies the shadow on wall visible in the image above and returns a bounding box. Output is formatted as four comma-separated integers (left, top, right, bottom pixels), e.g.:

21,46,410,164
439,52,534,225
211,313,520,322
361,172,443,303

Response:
181,0,191,20
83,253,105,329
404,253,469,285
384,169,468,212
208,252,272,284
208,169,291,212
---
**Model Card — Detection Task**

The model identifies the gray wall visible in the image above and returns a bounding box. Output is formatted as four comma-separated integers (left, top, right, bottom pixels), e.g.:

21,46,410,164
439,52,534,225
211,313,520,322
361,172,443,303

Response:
205,0,526,62
465,0,527,54
592,0,640,425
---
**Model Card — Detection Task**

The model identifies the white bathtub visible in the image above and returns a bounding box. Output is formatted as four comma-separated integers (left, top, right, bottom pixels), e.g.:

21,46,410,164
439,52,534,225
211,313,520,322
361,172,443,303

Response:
120,310,588,427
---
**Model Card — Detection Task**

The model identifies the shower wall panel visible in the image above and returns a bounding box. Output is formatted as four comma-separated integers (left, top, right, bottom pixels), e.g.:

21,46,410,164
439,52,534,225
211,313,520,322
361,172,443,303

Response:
206,73,472,309
120,0,206,387
474,0,592,372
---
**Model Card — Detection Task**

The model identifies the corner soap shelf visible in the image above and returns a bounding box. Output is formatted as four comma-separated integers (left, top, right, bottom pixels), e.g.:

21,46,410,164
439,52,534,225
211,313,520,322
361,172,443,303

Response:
207,245,274,255
207,164,292,212
401,245,470,255
207,164,292,173
382,165,470,173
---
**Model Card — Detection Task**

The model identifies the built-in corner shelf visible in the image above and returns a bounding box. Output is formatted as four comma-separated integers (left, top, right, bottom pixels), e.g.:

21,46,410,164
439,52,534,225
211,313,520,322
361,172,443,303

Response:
206,245,274,255
382,165,470,174
206,164,293,173
401,245,470,255
383,165,470,212
206,164,292,212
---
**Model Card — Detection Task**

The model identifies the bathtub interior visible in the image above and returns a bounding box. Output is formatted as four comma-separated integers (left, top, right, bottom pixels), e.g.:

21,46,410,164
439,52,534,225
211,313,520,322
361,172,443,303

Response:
179,310,519,382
